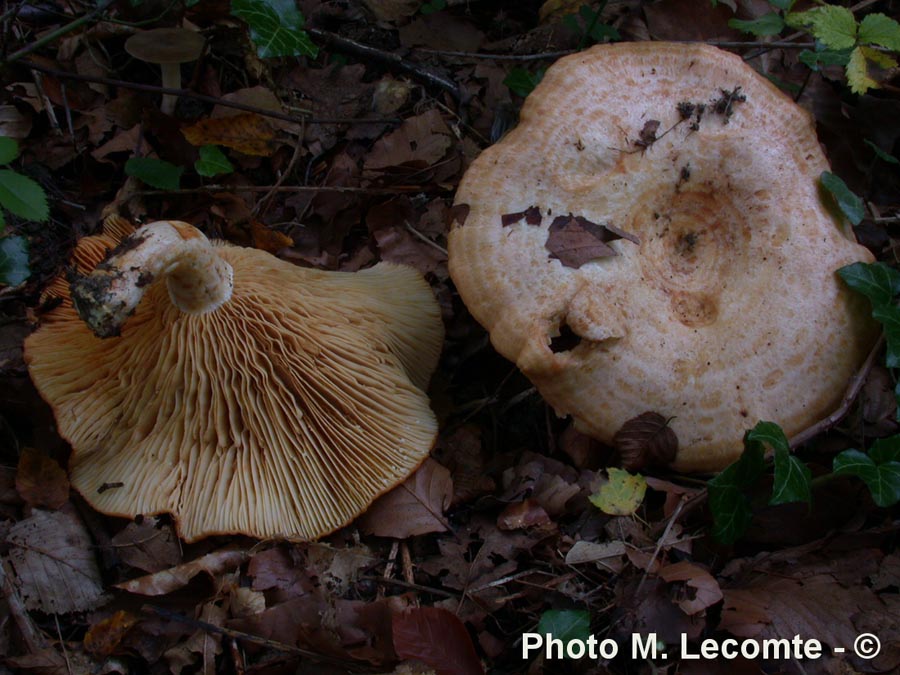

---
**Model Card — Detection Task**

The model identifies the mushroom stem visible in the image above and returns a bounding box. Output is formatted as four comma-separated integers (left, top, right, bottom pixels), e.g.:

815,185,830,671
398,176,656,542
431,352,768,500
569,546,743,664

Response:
70,221,233,338
159,63,180,115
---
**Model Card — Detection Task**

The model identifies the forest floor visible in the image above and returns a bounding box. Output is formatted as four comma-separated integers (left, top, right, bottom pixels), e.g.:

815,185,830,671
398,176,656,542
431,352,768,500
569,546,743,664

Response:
1,0,900,674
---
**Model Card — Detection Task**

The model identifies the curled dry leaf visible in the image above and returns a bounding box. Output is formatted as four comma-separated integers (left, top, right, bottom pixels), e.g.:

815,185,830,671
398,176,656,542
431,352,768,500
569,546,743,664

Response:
614,411,679,470
545,214,639,269
110,516,181,573
15,447,69,509
496,499,551,531
6,508,107,613
364,109,453,172
358,458,452,538
658,561,723,616
84,610,140,656
115,548,249,596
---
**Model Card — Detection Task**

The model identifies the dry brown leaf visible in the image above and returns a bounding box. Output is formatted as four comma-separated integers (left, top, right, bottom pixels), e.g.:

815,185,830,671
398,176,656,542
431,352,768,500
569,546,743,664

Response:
564,540,626,568
365,109,452,172
496,499,550,531
658,561,723,616
15,447,69,509
182,114,276,156
250,219,294,253
306,543,377,596
115,548,248,596
359,458,452,538
164,601,226,675
84,610,140,656
110,516,182,573
6,508,107,613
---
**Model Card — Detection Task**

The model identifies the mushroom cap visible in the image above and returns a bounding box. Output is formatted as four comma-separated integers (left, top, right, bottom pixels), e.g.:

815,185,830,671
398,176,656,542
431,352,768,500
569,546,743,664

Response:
448,42,878,472
25,220,444,541
124,27,205,64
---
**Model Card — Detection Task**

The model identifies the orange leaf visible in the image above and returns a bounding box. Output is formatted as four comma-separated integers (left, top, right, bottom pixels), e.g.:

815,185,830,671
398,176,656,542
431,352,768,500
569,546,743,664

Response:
251,219,293,253
182,114,276,156
15,447,69,509
84,610,139,656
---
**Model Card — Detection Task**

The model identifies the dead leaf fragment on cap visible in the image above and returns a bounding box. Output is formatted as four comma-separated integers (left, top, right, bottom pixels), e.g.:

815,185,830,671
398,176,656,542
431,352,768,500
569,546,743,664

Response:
545,214,638,268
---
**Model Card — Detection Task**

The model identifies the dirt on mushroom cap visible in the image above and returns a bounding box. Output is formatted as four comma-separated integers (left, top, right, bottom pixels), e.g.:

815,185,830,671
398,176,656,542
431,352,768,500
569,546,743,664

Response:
448,42,879,472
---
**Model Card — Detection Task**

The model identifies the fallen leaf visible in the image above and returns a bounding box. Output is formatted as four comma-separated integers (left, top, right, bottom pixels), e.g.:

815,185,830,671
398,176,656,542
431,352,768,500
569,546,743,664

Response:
250,219,293,253
501,205,542,227
365,109,452,172
84,610,140,656
6,508,108,613
613,412,679,470
545,214,638,269
658,561,723,615
393,607,484,675
110,516,182,573
164,600,226,675
496,499,551,530
182,114,276,156
15,447,69,509
564,540,627,571
589,468,647,516
115,548,248,596
359,458,452,538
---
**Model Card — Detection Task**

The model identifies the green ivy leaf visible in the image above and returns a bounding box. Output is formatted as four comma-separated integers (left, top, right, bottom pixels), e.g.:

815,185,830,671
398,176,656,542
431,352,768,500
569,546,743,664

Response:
504,68,544,97
820,171,865,225
0,137,18,165
833,449,900,507
745,421,790,453
870,436,900,464
865,140,899,164
0,169,49,222
195,145,234,177
771,448,812,505
0,235,30,286
125,157,184,190
537,610,590,657
872,304,900,368
708,443,766,545
857,13,900,50
787,6,857,50
837,261,900,307
231,0,318,59
420,0,446,15
729,13,785,37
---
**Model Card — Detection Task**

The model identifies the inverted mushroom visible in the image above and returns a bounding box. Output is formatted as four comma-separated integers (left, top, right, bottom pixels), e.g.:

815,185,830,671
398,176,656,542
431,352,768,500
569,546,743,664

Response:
448,42,878,472
124,27,205,115
25,218,443,541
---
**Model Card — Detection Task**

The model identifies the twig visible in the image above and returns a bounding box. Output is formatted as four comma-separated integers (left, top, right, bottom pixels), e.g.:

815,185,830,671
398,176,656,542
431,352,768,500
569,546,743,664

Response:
412,47,576,61
142,605,372,670
4,0,117,64
635,495,688,595
254,127,306,217
789,333,884,449
361,575,458,598
17,59,400,126
307,27,460,100
133,185,424,197
404,221,448,256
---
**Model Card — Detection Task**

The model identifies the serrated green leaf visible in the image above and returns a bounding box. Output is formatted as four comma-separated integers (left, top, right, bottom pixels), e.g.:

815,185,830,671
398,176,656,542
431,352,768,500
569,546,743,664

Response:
745,420,790,453
798,47,851,70
729,13,785,37
0,169,49,222
788,6,858,50
872,304,900,368
858,13,900,50
846,46,879,95
838,261,900,307
231,0,318,59
0,137,18,165
865,139,900,165
0,235,30,286
537,610,590,656
820,171,865,225
194,145,234,177
834,449,900,507
589,467,647,516
708,444,766,545
504,68,543,97
124,157,183,190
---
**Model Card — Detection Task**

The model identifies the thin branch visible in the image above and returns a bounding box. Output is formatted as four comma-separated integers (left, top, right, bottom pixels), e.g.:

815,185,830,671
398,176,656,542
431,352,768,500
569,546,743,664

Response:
635,495,687,595
789,333,885,449
412,47,576,61
4,0,117,64
307,27,460,100
16,59,399,126
133,185,424,197
404,220,448,256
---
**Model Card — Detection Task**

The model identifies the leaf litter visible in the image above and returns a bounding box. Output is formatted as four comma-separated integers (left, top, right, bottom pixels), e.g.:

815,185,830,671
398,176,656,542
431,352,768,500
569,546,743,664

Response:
0,0,898,673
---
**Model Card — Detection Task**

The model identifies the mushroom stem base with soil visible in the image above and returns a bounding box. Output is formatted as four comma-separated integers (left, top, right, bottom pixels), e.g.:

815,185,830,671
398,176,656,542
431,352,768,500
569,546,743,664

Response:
70,221,233,338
